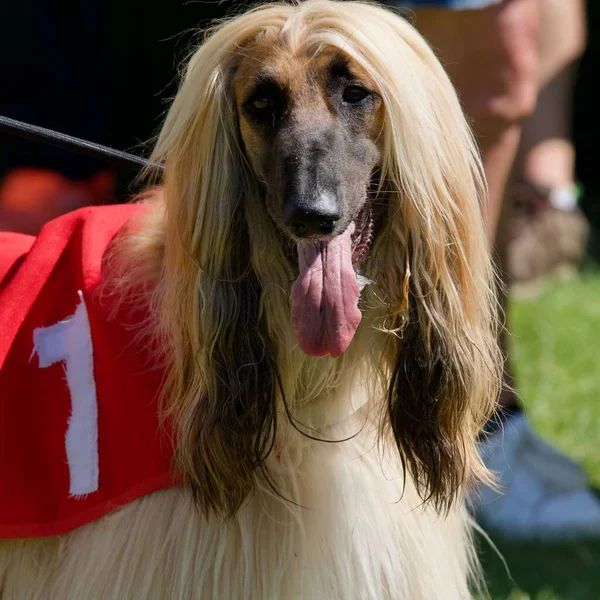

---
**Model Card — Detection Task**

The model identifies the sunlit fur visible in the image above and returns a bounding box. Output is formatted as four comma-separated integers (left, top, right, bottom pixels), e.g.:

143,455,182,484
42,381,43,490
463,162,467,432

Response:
0,1,502,598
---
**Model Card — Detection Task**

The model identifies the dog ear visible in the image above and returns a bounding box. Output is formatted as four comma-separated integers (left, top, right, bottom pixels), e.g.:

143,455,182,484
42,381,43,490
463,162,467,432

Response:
380,214,501,514
359,18,504,512
141,34,284,516
162,137,281,517
181,255,280,517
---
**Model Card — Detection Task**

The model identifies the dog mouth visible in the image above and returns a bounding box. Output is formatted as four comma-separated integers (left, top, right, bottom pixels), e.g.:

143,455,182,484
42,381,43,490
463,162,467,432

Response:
290,201,375,359
350,202,374,265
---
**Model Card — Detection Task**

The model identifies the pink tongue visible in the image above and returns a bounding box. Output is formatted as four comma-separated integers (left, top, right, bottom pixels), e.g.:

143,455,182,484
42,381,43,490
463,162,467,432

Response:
291,226,362,358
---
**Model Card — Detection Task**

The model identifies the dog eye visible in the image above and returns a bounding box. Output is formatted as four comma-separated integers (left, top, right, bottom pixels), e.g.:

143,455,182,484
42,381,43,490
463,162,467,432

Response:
251,96,271,110
243,80,286,124
342,86,369,104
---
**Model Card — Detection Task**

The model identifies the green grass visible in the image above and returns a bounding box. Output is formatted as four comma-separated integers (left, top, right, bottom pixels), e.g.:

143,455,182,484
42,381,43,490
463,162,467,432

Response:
480,538,600,600
480,270,600,599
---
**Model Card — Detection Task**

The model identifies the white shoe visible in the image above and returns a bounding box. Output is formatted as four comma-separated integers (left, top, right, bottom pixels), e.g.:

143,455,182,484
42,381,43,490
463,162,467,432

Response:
474,413,600,541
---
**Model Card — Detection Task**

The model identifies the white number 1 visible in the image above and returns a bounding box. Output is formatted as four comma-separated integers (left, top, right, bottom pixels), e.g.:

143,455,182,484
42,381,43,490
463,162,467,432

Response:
32,291,99,497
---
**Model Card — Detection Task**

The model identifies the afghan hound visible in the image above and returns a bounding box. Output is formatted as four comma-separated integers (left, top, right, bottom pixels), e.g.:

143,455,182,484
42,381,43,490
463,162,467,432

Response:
0,1,502,598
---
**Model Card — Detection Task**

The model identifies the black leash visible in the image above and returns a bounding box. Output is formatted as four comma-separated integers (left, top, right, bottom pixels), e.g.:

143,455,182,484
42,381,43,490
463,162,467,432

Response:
0,115,164,173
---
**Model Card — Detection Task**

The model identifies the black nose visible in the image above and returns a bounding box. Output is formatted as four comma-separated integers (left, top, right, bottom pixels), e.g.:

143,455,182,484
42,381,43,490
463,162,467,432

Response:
283,195,340,238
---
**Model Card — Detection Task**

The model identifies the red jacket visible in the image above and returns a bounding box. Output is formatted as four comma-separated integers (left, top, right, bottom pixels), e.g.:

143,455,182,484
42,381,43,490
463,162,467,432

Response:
0,205,175,539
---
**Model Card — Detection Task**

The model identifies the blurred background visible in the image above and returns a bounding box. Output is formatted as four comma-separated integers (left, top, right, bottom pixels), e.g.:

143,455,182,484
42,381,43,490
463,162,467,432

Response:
0,1,599,597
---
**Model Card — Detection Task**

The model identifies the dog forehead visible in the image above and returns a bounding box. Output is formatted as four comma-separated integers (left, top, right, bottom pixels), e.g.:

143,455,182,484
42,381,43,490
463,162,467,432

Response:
233,45,313,101
233,42,373,101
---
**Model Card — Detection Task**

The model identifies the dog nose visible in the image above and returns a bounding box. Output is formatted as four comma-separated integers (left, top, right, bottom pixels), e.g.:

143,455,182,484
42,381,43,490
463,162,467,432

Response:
283,193,340,238
287,208,340,237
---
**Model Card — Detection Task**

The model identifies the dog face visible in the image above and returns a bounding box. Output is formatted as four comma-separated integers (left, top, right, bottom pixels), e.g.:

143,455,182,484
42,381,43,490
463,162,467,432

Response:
234,44,383,245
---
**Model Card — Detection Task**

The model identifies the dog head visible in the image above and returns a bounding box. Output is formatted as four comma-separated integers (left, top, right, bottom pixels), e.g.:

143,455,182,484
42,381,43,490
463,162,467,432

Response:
144,0,501,516
233,42,384,357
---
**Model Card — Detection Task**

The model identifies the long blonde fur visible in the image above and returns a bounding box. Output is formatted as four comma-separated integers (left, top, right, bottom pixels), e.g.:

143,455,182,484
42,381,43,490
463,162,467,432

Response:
0,2,502,598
